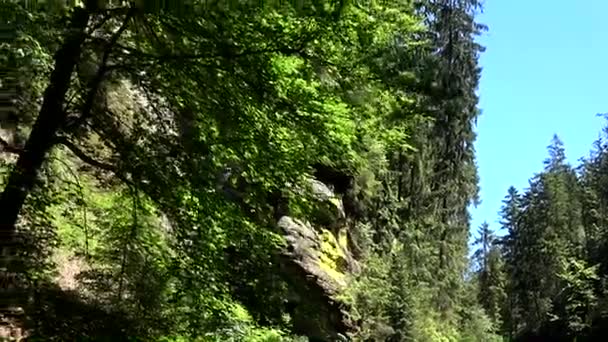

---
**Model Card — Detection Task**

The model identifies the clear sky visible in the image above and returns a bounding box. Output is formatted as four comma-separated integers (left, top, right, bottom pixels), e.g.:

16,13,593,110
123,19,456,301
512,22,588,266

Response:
470,0,606,237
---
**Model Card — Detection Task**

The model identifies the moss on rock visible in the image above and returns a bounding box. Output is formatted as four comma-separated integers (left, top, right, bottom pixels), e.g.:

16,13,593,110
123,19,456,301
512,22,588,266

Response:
318,229,348,284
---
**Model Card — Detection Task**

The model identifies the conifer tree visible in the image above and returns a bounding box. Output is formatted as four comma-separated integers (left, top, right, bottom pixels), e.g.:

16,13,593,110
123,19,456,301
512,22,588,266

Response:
473,222,506,326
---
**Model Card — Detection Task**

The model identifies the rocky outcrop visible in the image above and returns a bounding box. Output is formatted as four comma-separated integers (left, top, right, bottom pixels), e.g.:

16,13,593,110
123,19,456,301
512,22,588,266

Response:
277,178,359,341
214,164,360,340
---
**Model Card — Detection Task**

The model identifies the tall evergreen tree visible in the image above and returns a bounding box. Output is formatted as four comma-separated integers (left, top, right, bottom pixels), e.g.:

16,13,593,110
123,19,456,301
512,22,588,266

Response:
473,222,493,273
473,222,506,326
498,186,522,338
375,0,487,319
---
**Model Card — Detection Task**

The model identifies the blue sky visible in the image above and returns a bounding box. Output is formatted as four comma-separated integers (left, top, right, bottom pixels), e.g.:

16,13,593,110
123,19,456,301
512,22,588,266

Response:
470,0,606,236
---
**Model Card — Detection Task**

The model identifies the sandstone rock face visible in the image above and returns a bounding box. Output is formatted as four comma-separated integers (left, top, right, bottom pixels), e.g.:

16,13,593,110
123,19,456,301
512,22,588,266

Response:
279,216,349,292
308,179,346,221
277,178,358,341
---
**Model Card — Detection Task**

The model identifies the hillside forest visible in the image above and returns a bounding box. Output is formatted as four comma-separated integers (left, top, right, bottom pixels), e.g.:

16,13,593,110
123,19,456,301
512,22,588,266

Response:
1,1,608,341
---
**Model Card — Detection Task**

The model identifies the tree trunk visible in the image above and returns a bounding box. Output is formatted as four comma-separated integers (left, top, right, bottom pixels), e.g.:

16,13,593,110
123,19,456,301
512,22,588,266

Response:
0,7,91,232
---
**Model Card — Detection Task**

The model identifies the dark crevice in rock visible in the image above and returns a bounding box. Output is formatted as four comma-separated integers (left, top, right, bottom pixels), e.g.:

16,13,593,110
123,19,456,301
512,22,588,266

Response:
312,164,353,196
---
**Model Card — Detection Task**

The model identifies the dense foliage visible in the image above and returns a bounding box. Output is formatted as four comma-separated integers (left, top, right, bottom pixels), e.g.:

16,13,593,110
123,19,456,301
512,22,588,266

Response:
0,0,493,341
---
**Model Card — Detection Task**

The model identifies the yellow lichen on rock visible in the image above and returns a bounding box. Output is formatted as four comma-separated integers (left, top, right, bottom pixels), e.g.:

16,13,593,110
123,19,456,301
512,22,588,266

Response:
318,229,347,284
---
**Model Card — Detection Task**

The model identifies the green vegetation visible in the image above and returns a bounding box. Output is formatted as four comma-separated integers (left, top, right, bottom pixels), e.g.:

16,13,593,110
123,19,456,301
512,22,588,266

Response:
0,0,536,340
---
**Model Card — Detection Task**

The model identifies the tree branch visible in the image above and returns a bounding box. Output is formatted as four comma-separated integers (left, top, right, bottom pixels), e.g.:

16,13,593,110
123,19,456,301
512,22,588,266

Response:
105,61,227,73
55,137,117,173
113,42,304,62
66,7,137,131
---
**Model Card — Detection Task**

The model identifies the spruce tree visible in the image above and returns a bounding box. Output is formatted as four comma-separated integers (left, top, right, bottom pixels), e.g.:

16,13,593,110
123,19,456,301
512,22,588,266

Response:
474,222,506,326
